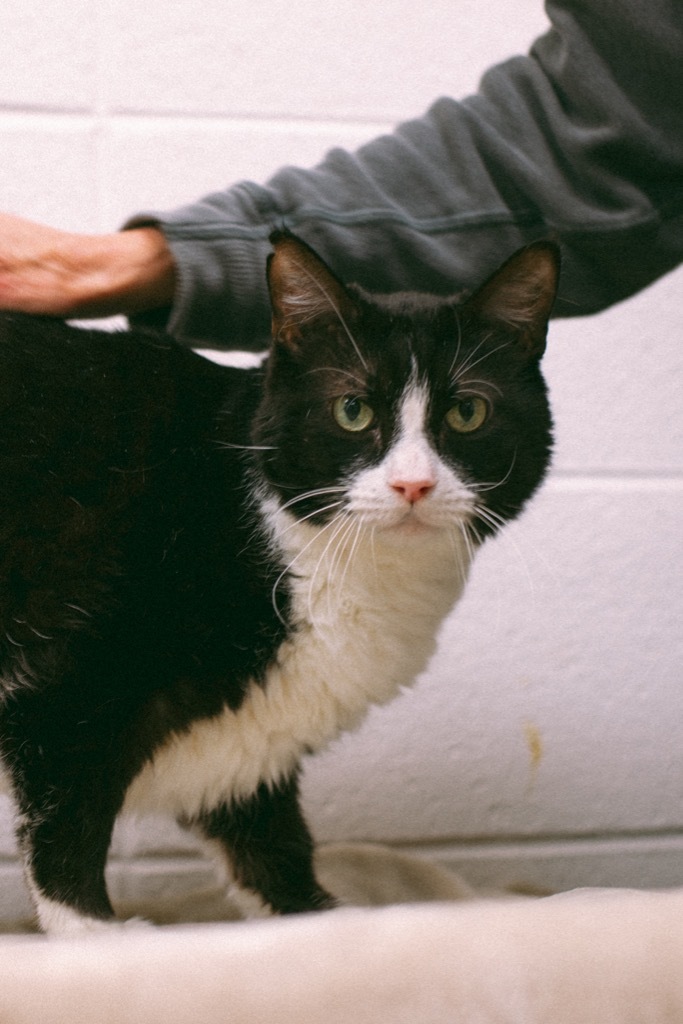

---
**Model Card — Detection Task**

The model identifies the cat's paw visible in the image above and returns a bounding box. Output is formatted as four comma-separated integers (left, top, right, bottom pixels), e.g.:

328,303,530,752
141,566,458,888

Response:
36,897,152,936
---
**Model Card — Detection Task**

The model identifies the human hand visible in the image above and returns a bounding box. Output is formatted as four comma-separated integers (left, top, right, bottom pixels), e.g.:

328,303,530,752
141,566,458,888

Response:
0,213,176,318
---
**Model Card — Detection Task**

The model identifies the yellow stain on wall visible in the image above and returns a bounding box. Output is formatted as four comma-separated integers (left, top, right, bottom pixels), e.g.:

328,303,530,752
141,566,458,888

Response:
523,720,543,786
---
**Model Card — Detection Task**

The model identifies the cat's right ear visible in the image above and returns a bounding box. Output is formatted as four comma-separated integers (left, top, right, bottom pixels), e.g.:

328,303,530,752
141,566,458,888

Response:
463,241,561,358
267,231,356,351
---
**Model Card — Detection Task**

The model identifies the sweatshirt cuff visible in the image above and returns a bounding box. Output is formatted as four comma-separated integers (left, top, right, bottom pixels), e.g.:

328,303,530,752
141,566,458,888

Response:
123,201,273,351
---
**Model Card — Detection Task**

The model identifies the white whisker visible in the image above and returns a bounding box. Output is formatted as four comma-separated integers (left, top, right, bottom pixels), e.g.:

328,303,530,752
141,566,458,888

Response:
304,366,366,389
449,329,489,378
451,521,477,589
448,527,468,589
467,517,485,548
368,524,379,584
474,502,536,600
291,258,368,371
214,441,278,452
320,515,358,624
280,486,347,513
456,378,503,397
451,335,512,382
471,450,518,493
276,500,345,539
473,503,507,533
334,517,366,615
446,311,464,380
269,506,344,622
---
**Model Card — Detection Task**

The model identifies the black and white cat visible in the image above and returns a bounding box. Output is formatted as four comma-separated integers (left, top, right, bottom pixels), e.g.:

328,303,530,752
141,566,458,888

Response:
0,231,558,933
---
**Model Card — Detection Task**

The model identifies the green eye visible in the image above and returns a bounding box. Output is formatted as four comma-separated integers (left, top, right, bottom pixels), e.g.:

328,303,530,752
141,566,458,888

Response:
333,395,374,432
445,396,488,433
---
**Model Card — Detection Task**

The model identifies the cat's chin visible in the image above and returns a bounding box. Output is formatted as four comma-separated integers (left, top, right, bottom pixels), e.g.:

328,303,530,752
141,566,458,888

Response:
380,509,448,539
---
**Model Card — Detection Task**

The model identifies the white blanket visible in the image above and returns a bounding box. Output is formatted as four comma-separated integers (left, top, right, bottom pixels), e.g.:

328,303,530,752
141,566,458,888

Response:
1,844,681,1023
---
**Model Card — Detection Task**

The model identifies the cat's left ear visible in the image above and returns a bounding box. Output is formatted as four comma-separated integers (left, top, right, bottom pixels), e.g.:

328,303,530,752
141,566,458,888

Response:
463,241,560,358
267,231,357,350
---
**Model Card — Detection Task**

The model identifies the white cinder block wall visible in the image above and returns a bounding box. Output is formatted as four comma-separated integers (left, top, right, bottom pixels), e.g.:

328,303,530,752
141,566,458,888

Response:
0,0,681,918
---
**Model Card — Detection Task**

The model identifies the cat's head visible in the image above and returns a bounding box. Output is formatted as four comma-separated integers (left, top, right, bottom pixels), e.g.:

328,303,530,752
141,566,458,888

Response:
252,231,558,544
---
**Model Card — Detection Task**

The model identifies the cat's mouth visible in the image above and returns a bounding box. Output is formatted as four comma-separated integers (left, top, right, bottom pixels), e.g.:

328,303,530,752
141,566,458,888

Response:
383,502,461,536
391,514,435,536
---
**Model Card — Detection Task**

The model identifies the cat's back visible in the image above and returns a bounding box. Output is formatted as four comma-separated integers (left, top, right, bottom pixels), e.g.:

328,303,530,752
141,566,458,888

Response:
0,314,260,458
0,313,262,556
0,313,229,410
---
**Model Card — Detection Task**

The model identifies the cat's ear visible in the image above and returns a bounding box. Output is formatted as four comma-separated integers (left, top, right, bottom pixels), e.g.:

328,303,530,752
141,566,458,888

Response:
463,242,560,358
267,231,357,350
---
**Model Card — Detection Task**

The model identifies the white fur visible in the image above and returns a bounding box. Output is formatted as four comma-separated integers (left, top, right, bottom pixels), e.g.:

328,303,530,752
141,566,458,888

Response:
27,886,149,935
123,382,476,822
33,895,110,935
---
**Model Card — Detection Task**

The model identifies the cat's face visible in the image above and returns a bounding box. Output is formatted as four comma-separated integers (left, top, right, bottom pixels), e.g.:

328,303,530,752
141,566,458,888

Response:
252,233,558,546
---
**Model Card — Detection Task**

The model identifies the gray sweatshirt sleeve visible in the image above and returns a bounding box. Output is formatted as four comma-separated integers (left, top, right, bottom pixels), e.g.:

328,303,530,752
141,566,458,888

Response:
128,0,683,349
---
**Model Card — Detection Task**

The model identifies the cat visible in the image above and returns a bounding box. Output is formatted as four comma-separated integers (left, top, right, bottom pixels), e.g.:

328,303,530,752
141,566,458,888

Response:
0,231,559,934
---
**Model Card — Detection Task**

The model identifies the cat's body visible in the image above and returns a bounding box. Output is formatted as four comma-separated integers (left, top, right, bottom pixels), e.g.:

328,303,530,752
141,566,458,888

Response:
0,233,558,933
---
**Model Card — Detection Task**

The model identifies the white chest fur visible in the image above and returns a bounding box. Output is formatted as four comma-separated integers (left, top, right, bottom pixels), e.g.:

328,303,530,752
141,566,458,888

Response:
123,511,470,821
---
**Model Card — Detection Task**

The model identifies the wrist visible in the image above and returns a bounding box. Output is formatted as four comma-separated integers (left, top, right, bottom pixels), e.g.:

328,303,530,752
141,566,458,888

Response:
64,227,176,318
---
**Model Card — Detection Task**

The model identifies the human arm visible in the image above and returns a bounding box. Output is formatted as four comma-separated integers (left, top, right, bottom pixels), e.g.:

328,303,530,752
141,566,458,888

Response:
0,213,175,320
126,0,682,348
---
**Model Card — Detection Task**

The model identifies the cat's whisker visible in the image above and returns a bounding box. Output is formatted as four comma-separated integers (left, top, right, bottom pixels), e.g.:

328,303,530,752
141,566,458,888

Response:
214,441,279,452
368,524,380,584
449,330,491,378
466,516,486,550
319,522,354,624
319,513,361,617
270,503,353,627
449,311,463,379
334,516,366,614
303,507,366,628
450,521,476,589
454,342,511,382
472,503,507,534
304,366,366,389
268,506,349,624
280,486,347,514
475,505,522,545
270,568,291,625
275,501,346,551
275,502,346,545
304,511,355,627
456,378,503,397
461,520,478,561
269,510,343,623
473,503,536,600
451,336,512,382
471,450,518,493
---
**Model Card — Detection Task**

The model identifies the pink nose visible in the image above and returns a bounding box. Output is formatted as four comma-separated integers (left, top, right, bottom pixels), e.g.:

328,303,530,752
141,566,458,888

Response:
390,479,435,504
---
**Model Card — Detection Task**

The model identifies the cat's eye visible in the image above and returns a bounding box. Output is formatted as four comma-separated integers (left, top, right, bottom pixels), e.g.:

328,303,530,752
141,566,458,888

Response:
332,395,375,433
445,396,488,433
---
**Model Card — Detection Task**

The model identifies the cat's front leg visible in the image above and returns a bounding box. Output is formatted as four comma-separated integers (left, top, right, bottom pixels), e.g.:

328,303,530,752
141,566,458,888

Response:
1,712,132,935
11,779,120,935
191,773,336,917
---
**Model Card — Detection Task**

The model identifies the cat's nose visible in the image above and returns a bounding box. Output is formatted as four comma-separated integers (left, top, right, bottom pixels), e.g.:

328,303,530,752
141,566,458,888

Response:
390,479,435,504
